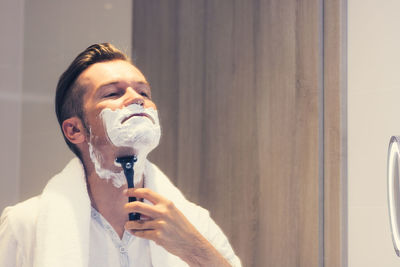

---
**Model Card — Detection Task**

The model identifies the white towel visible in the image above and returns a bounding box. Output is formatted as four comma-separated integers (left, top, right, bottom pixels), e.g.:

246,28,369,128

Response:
34,158,91,267
3,157,240,267
33,158,199,267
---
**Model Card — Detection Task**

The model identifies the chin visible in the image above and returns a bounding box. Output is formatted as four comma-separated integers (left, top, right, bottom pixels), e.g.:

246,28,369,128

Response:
110,124,161,156
130,129,161,156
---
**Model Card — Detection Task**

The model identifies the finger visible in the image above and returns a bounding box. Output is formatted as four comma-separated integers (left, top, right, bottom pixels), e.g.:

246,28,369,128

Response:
124,201,163,218
140,214,152,220
124,188,167,205
130,229,160,243
125,220,154,231
124,218,161,231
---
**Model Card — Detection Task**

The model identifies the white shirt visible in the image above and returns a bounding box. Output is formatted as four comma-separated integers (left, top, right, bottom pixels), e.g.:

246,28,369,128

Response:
0,205,153,267
89,207,152,267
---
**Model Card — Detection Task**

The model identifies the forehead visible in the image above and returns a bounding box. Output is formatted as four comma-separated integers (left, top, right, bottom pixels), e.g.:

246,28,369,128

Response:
77,60,147,93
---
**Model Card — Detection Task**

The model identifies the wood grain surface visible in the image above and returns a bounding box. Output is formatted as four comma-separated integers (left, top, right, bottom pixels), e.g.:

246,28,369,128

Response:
323,0,347,267
132,1,344,266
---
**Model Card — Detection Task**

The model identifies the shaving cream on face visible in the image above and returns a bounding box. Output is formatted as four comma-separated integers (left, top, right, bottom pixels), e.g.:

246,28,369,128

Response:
88,142,126,188
100,104,161,153
88,104,161,188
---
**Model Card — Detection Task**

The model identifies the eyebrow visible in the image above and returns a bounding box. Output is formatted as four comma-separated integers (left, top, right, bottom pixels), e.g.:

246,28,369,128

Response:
97,80,150,90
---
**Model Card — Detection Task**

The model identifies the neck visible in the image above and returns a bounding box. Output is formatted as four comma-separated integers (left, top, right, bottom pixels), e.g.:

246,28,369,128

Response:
84,155,147,239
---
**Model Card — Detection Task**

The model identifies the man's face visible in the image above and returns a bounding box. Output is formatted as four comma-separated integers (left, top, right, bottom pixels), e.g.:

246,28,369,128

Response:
76,60,160,182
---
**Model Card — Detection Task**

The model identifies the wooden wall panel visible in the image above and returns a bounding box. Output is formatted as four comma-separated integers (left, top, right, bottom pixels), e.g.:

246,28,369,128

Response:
174,0,205,206
254,1,322,266
132,0,337,266
200,2,260,266
324,0,347,266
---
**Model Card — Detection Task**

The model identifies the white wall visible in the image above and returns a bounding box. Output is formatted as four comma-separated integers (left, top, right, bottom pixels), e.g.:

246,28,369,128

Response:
348,0,400,266
0,0,132,211
0,0,24,212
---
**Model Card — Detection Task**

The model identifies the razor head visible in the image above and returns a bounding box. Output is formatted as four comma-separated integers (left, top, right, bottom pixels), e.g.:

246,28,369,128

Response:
116,155,137,189
116,155,138,170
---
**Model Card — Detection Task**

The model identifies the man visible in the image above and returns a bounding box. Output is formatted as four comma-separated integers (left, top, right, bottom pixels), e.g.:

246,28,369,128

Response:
0,43,241,267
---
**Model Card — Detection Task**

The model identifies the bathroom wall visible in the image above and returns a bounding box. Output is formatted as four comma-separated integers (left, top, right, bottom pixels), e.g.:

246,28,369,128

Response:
0,0,24,212
348,0,400,265
0,0,132,210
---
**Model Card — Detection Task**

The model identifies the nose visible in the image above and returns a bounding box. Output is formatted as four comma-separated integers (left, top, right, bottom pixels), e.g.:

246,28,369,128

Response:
123,87,144,107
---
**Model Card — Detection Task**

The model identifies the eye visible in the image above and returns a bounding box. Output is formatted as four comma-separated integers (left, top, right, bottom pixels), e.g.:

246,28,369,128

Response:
102,89,122,98
138,87,151,99
104,92,119,98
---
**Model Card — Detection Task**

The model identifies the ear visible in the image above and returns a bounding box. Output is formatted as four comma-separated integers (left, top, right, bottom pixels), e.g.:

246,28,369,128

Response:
62,117,86,144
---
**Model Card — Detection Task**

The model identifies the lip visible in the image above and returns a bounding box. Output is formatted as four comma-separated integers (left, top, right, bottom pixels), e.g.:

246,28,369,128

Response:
121,113,155,124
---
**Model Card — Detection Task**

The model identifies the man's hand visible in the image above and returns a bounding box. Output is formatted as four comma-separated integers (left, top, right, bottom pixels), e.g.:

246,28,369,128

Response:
123,188,231,267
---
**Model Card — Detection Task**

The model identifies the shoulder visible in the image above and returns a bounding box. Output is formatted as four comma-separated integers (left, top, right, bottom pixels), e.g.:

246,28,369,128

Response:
1,196,40,223
1,196,40,243
0,197,40,266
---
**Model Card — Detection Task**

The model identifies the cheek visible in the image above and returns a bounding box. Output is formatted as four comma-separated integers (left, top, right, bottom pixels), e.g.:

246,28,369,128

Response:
85,113,108,141
146,101,157,110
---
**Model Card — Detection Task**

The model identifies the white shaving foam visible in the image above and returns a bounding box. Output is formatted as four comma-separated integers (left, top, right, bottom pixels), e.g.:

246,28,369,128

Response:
100,104,161,151
88,104,161,188
88,142,126,188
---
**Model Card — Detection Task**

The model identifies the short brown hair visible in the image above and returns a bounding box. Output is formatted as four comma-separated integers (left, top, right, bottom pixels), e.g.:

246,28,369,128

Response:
55,43,130,157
